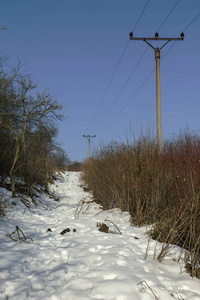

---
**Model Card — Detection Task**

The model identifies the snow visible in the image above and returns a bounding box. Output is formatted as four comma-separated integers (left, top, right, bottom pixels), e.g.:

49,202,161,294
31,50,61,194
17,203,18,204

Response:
0,171,199,300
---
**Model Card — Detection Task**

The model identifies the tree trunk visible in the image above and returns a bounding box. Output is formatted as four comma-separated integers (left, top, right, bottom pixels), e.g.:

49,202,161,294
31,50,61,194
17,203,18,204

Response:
45,158,49,182
10,144,20,197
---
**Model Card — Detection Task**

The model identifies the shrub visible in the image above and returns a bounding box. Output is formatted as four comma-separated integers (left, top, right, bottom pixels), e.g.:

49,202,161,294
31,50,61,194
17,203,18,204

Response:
67,161,83,172
82,130,200,277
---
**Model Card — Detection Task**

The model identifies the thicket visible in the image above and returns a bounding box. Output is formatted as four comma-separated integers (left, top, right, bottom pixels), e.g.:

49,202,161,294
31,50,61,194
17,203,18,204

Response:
82,131,200,278
0,59,70,197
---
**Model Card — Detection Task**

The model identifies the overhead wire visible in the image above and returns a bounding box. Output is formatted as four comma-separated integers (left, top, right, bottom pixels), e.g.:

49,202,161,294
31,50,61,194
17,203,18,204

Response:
96,9,200,137
96,39,178,135
132,0,151,32
78,0,151,159
88,0,151,133
96,0,192,135
156,0,181,32
183,11,200,32
93,46,149,133
96,68,155,135
85,0,151,133
77,39,129,160
93,0,181,135
85,39,130,133
76,3,200,161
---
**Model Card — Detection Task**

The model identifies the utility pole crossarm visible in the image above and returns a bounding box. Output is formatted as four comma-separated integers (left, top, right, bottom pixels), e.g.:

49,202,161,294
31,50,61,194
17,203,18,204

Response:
129,32,184,41
130,37,184,41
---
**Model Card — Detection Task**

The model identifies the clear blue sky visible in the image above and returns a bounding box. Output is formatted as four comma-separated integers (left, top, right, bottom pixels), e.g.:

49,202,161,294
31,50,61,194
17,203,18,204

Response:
1,0,200,161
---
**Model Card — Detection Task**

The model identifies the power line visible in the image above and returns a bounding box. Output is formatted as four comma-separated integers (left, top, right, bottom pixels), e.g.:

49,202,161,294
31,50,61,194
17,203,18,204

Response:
84,0,151,133
85,39,129,132
89,0,151,134
96,67,155,135
132,0,151,32
79,1,151,159
183,11,200,32
157,0,181,32
93,46,149,133
161,40,176,60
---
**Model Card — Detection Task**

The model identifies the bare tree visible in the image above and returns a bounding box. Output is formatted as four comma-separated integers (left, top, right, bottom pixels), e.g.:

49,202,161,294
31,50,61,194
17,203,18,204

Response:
0,66,64,197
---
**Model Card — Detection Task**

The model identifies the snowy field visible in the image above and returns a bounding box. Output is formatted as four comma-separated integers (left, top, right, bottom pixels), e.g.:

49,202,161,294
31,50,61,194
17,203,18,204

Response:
0,171,199,300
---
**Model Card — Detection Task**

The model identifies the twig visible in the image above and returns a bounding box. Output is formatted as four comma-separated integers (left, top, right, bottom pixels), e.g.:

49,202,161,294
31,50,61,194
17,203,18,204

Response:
6,226,33,243
95,209,104,216
137,280,158,300
144,234,151,260
105,219,122,235
75,198,94,219
170,285,185,300
82,202,92,215
75,199,85,219
89,283,95,294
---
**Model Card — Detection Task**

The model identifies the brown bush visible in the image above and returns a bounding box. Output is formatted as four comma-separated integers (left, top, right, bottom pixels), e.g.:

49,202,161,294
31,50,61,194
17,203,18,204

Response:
82,130,200,277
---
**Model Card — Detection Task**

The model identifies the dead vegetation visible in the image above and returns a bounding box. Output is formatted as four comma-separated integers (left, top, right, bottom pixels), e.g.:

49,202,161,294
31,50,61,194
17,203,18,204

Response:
6,226,33,243
82,130,200,278
97,220,122,235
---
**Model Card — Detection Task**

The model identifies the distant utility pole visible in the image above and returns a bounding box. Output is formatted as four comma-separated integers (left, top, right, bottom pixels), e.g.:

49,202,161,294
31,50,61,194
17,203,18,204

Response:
82,135,96,158
129,32,184,153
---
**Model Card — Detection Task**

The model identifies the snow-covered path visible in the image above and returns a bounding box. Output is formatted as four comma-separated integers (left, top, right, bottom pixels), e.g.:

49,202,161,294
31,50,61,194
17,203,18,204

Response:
0,172,199,300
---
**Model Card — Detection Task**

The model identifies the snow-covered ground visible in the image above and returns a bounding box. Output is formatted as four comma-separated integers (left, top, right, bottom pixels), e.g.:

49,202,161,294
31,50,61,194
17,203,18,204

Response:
0,171,199,300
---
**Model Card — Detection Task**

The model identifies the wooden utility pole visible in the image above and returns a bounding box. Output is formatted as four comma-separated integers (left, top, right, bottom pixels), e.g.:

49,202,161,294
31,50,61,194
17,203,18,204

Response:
129,32,184,152
83,135,96,158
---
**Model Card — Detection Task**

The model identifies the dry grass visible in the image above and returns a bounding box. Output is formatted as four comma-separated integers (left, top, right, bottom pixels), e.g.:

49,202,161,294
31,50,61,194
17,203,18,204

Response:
82,130,200,278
